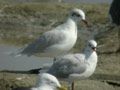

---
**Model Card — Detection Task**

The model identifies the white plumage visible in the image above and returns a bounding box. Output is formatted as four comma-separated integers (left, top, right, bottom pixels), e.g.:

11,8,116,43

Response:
47,40,98,90
12,8,88,58
31,73,66,90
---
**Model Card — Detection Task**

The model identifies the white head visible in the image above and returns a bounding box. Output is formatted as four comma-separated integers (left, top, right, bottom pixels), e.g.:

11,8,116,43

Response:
34,73,66,90
85,40,97,52
69,8,88,26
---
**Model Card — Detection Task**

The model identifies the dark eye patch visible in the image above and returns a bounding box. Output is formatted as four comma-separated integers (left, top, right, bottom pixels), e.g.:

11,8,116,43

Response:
76,14,80,17
89,44,91,47
72,13,76,16
72,13,81,17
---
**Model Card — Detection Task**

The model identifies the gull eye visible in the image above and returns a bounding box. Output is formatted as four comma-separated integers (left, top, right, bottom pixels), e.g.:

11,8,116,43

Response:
72,13,81,17
72,13,76,16
76,14,80,17
50,81,54,84
89,44,91,47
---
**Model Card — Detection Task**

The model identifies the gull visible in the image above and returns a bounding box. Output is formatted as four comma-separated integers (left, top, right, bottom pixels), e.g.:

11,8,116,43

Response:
12,73,67,90
46,40,98,90
108,0,120,53
13,8,88,61
31,73,67,90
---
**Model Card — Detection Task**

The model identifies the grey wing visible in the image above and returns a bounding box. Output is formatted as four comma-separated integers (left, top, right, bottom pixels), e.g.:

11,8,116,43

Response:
20,30,65,56
47,54,87,78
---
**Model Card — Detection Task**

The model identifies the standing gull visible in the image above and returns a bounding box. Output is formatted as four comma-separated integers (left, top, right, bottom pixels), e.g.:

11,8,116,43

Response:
109,0,120,52
12,73,67,90
46,40,98,90
13,8,88,61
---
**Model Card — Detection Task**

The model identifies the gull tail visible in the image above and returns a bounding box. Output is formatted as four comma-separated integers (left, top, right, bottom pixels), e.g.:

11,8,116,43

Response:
5,44,31,57
28,63,53,74
28,68,42,74
5,46,25,57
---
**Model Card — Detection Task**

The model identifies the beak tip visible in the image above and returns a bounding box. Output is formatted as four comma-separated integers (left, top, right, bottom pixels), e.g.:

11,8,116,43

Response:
57,86,67,90
82,19,88,26
92,47,96,51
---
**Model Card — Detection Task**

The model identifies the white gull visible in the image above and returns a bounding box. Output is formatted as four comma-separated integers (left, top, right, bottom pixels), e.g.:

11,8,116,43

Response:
46,40,98,90
31,73,67,90
12,8,88,61
12,73,67,90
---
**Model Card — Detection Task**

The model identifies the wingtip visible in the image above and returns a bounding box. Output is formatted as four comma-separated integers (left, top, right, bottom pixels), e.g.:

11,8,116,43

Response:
5,51,22,57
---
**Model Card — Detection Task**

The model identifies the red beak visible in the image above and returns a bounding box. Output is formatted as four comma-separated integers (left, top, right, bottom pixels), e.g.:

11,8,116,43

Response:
92,47,96,51
82,19,88,26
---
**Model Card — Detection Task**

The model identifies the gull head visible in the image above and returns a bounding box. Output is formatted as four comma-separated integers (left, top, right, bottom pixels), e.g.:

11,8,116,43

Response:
35,73,66,90
85,40,97,51
69,8,88,26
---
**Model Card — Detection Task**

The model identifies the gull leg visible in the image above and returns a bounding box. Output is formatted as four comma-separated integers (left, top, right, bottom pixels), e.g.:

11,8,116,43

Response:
54,57,56,62
71,82,74,90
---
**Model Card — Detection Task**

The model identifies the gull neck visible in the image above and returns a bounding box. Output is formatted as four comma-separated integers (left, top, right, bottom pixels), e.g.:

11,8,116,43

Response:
64,17,78,35
83,50,96,60
65,16,77,25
